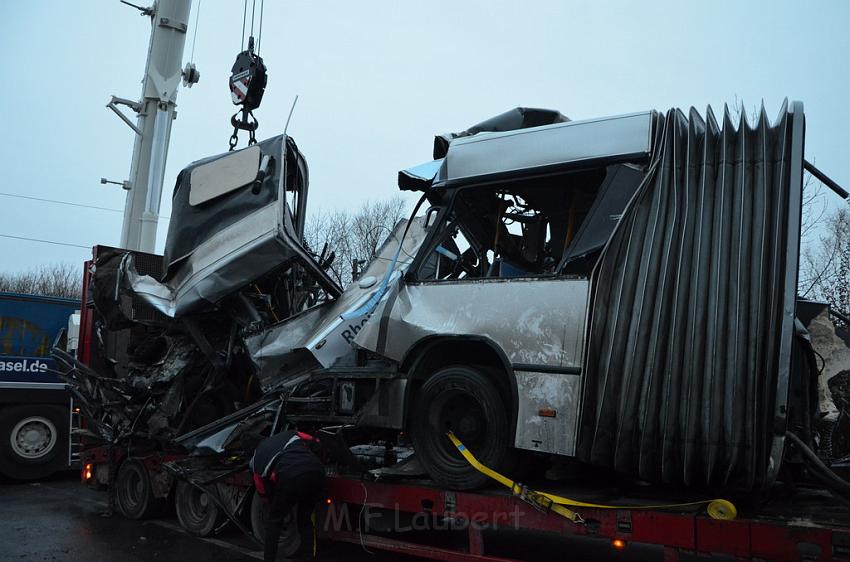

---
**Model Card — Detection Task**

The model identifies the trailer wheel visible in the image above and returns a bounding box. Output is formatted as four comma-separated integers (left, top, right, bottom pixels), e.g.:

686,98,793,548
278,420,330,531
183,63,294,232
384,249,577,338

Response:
175,480,225,536
249,490,301,558
0,405,68,480
411,365,512,490
116,459,163,519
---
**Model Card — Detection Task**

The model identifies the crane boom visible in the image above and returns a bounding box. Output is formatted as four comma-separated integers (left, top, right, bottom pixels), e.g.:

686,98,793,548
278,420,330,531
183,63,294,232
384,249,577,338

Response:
117,0,193,252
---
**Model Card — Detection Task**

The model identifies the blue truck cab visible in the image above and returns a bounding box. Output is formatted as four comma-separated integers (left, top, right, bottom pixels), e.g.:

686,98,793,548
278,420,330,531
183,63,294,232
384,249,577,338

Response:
0,292,79,479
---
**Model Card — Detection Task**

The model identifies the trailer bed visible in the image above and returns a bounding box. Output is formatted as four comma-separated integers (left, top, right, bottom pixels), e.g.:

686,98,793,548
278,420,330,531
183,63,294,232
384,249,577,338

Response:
322,474,850,562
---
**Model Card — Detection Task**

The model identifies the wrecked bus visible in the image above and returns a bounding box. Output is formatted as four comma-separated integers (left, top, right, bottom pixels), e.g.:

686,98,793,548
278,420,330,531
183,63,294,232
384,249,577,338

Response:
56,102,850,539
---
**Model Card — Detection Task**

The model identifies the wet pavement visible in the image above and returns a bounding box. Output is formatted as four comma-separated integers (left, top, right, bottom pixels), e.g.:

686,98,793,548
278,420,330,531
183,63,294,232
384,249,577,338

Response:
0,472,407,562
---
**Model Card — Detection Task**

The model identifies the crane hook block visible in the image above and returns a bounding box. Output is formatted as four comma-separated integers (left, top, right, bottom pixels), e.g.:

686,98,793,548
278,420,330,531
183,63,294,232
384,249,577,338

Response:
229,44,267,112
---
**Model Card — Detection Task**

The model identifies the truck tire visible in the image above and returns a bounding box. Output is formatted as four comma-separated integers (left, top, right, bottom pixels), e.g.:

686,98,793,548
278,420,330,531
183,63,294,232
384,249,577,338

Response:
249,490,301,558
175,480,225,536
0,404,68,480
411,365,512,490
116,458,164,519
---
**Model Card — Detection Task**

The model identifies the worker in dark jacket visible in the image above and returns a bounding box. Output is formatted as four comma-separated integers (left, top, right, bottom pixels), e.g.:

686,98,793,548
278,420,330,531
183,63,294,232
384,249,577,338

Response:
251,430,325,561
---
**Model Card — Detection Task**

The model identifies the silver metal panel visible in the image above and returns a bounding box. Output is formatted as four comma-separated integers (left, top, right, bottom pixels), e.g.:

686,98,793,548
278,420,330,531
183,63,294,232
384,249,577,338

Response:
126,202,283,317
168,201,278,290
0,382,67,390
364,277,589,368
244,304,330,387
514,371,581,456
189,145,260,206
244,217,430,388
766,100,807,485
356,378,408,429
305,217,429,367
127,186,340,318
443,112,653,185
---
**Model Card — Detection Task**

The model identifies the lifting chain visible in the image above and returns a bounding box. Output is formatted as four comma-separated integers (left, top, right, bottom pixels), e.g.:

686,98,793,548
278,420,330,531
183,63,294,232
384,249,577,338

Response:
228,108,259,151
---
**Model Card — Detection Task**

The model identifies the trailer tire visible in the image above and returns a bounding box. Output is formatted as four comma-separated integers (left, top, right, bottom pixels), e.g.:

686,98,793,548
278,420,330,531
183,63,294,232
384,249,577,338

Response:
116,459,163,519
249,490,301,558
0,404,68,480
175,480,225,536
411,365,512,490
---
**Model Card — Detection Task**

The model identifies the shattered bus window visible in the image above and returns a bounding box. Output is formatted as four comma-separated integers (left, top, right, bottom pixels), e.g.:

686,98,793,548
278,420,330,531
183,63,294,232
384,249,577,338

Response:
417,165,644,281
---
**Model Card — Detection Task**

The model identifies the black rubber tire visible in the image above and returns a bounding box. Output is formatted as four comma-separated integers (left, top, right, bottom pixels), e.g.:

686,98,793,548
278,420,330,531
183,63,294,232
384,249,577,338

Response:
411,365,512,490
0,404,68,481
249,490,301,558
116,458,164,520
175,480,225,537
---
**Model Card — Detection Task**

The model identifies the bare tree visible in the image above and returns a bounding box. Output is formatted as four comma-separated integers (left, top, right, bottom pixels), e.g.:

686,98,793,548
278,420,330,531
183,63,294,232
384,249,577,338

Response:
0,262,83,299
305,196,409,287
800,207,850,318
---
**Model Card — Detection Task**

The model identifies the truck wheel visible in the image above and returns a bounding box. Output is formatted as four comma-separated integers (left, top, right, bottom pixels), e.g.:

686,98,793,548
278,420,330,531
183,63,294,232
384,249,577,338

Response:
411,365,512,490
0,405,68,480
249,490,301,558
116,459,164,519
175,480,225,536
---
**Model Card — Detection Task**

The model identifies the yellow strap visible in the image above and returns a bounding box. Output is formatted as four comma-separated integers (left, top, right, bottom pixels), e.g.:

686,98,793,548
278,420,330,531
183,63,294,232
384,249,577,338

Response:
446,432,736,522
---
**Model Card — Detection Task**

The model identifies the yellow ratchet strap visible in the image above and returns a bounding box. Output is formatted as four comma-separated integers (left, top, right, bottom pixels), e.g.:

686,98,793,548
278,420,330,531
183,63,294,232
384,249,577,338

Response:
446,432,737,524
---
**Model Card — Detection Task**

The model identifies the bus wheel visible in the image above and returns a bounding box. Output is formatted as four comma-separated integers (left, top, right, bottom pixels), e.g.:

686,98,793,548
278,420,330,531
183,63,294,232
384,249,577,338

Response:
410,365,512,490
0,405,67,480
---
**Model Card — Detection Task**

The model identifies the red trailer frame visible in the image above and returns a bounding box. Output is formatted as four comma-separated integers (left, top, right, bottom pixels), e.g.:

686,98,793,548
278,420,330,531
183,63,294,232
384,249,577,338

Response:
77,260,94,367
322,476,850,562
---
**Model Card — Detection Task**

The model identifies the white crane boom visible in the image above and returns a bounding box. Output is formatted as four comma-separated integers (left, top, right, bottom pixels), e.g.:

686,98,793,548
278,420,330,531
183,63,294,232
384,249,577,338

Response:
115,0,193,252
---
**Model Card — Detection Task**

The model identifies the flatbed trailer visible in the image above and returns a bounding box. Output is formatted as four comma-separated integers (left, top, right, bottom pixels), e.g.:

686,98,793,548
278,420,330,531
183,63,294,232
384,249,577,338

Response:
78,437,850,562
65,100,850,561
321,475,850,562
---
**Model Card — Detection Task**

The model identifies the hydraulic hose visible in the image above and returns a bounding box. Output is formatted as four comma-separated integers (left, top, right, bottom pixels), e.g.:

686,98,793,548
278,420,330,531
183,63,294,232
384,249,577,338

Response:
785,430,850,498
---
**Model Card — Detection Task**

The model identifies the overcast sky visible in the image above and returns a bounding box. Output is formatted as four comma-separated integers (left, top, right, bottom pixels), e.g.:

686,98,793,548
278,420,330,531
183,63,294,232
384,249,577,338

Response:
1,0,848,273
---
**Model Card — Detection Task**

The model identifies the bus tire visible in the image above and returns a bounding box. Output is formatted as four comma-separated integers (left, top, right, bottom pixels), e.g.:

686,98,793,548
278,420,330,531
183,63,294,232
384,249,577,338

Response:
175,480,226,536
116,458,164,519
411,365,512,490
0,404,68,480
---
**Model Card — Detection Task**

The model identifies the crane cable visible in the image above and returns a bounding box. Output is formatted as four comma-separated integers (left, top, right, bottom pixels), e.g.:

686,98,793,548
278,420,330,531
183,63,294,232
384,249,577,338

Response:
250,0,256,38
189,0,202,64
446,431,738,524
241,0,247,50
257,0,265,55
240,0,264,54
